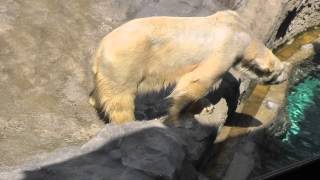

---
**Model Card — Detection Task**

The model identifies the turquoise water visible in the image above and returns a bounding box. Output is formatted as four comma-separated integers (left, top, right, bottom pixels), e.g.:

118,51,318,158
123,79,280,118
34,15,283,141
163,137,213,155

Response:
251,60,320,178
249,25,320,178
284,70,320,143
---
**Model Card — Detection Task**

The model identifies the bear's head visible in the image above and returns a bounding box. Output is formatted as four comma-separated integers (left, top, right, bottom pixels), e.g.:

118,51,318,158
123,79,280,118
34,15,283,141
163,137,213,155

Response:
234,40,291,85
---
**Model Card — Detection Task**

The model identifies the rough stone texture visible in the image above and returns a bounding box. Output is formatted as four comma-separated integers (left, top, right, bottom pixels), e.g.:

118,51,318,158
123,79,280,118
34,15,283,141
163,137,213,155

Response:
0,0,227,167
200,1,320,178
269,0,320,48
235,0,320,48
0,100,227,180
1,0,320,179
0,0,230,179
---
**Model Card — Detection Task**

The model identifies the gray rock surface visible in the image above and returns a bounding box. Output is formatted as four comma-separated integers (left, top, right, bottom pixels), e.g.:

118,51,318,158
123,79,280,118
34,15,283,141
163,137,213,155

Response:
1,0,319,179
269,0,320,48
0,1,232,179
0,0,227,167
0,99,227,180
200,0,320,179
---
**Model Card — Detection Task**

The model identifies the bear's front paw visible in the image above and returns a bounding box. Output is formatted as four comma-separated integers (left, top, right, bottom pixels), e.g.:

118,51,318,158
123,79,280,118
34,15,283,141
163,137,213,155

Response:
163,115,184,127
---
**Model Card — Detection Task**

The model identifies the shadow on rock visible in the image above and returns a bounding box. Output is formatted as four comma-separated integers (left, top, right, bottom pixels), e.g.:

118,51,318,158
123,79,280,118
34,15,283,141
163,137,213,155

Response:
20,119,220,180
207,72,241,117
94,72,241,124
14,73,246,180
225,112,263,128
0,71,265,180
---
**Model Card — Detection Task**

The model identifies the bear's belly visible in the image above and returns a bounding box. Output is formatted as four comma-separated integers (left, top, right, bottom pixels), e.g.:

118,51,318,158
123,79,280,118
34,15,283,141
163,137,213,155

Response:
137,63,199,93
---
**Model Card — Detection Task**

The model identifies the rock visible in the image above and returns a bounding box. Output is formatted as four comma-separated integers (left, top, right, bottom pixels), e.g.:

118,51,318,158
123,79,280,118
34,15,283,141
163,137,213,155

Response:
286,38,295,45
201,0,320,179
301,43,314,50
270,0,320,47
265,100,280,110
120,127,186,179
0,99,228,180
0,0,227,168
1,0,320,179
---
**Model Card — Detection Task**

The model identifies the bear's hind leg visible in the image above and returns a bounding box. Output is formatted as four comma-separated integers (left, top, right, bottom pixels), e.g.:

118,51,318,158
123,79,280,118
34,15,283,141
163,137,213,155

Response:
106,92,136,124
92,72,137,124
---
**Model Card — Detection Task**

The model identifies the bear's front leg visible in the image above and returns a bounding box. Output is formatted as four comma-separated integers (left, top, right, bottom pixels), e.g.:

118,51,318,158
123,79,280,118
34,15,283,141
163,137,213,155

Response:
164,54,235,125
164,30,246,125
166,73,213,126
165,56,240,125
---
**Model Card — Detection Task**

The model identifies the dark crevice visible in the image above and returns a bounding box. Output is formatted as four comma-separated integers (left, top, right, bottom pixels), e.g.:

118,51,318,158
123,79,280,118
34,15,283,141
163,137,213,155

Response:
275,6,303,40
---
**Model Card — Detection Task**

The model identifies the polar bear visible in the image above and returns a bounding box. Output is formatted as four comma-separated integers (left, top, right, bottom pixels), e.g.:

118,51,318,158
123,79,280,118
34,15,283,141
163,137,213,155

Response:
90,10,289,124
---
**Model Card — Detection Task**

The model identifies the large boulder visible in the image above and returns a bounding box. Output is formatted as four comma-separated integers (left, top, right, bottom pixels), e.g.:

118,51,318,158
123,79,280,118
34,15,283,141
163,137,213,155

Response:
0,100,228,180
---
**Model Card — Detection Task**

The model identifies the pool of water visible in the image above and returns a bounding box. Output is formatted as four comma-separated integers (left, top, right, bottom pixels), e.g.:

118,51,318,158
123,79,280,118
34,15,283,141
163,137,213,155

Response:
284,62,320,145
251,40,320,178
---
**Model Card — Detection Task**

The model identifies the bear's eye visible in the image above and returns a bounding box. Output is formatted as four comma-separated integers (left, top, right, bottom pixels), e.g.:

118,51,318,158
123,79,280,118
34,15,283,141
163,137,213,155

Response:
233,56,243,66
252,64,272,77
242,62,272,77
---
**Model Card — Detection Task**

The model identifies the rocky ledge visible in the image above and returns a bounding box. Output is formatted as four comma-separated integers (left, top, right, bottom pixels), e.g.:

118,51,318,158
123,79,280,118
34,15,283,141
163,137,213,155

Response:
1,0,319,180
0,99,227,180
